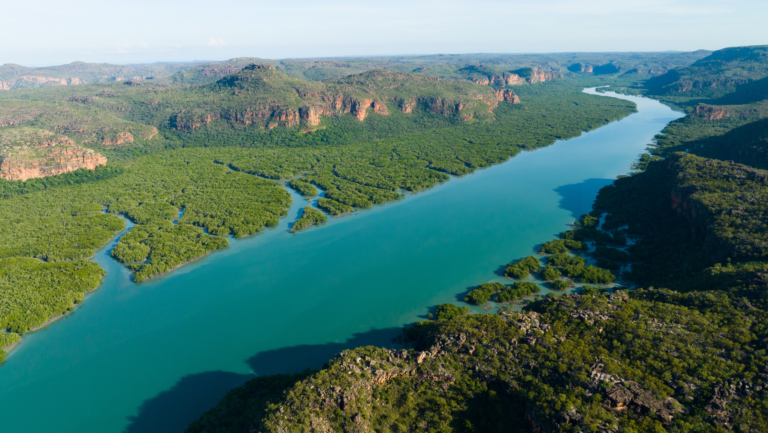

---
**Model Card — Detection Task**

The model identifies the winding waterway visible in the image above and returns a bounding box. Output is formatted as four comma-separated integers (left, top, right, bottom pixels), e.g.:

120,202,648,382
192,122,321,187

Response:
0,90,683,433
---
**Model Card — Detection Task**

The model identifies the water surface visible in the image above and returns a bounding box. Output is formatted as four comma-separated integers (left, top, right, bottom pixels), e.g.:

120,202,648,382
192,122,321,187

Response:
0,90,683,433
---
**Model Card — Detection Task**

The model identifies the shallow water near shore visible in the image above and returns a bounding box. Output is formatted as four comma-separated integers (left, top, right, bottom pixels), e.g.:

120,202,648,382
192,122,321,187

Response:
0,90,683,433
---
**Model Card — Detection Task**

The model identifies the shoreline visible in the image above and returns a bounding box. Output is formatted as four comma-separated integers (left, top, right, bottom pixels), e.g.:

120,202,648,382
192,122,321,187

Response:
2,281,103,356
1,221,130,358
132,247,222,284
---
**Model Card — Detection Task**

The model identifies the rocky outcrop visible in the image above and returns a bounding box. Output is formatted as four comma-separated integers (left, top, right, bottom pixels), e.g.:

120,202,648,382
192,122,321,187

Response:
568,63,594,73
472,68,561,87
172,65,513,131
173,91,504,130
102,131,134,145
399,99,416,113
300,106,321,126
0,76,81,90
495,89,521,104
268,108,301,129
694,104,728,120
0,128,106,181
669,78,751,94
704,378,768,429
602,381,682,424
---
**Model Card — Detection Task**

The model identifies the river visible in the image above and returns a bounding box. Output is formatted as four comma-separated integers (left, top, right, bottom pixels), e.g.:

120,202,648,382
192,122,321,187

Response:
0,89,683,433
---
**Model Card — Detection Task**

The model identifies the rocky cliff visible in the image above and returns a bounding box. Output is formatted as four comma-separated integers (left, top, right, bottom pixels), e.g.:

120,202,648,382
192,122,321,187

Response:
668,152,768,260
568,63,594,73
0,128,106,181
693,104,728,120
471,67,561,86
172,66,519,131
0,76,81,90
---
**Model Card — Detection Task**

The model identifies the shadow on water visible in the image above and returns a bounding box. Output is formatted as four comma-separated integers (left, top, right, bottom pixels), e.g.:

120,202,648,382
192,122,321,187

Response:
123,370,253,433
554,178,616,220
123,327,402,433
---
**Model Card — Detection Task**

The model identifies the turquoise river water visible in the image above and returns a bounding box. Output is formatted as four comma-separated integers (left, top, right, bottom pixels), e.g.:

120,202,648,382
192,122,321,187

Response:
0,90,682,433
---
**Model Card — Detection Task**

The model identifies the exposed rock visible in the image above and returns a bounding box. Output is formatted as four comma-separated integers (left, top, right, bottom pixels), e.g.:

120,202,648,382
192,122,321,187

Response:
568,63,594,73
0,128,106,181
174,65,508,131
399,99,416,113
300,106,322,126
495,89,521,104
472,68,560,87
102,131,134,145
694,104,729,120
372,100,389,115
603,381,683,424
0,75,81,90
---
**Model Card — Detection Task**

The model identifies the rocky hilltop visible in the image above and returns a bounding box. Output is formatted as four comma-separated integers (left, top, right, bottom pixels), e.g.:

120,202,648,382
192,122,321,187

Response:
455,65,561,87
172,65,520,131
0,99,158,147
0,128,106,181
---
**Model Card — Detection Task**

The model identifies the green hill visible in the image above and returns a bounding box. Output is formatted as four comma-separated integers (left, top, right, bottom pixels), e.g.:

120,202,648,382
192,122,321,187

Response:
646,45,768,98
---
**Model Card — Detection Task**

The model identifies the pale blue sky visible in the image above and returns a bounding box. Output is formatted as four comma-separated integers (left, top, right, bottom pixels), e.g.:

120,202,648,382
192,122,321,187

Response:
3,0,767,66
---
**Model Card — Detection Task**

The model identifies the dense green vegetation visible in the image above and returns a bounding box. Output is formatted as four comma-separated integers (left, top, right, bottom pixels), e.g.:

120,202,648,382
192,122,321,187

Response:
0,257,105,361
495,281,540,302
464,282,506,305
288,179,318,197
316,197,354,216
291,207,327,232
504,256,541,279
593,246,629,262
540,265,561,281
434,303,470,321
549,279,570,291
112,222,228,282
540,238,587,254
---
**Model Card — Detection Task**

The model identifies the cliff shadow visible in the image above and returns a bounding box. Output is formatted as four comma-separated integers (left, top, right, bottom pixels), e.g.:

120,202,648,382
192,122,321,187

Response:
123,327,403,433
554,178,615,220
123,370,254,433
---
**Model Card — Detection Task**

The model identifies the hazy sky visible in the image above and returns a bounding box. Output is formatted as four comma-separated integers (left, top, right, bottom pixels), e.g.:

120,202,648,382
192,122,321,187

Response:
2,0,767,66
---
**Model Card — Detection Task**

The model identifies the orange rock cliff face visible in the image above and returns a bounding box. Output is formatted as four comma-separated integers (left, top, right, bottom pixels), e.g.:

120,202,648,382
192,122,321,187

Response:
495,89,521,104
172,65,522,131
0,129,106,181
694,105,729,120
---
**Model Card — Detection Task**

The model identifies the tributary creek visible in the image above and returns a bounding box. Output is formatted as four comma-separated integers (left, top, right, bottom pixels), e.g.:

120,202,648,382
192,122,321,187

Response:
0,90,683,433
